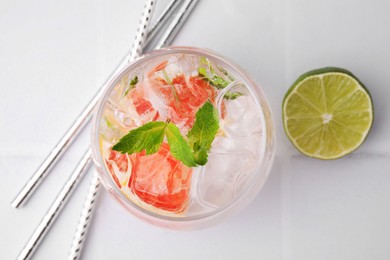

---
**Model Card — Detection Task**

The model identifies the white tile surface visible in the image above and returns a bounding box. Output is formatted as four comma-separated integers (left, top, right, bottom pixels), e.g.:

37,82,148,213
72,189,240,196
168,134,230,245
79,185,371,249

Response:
1,0,389,259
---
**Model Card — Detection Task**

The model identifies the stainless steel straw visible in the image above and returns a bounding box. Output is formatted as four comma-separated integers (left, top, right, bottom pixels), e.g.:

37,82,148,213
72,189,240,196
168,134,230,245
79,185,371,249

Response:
128,0,156,63
11,95,97,208
146,0,181,45
16,150,92,260
155,0,199,49
68,172,100,260
68,1,199,259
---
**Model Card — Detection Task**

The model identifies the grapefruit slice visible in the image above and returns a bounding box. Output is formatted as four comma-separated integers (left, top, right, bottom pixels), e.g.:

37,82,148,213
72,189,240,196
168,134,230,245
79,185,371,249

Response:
129,143,193,212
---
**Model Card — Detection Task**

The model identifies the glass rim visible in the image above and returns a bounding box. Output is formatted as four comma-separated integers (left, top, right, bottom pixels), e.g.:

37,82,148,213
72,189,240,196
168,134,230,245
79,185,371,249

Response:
91,46,275,225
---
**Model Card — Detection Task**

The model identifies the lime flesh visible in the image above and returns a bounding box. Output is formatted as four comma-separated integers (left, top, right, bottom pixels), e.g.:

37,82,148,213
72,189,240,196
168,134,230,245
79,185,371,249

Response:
283,67,373,159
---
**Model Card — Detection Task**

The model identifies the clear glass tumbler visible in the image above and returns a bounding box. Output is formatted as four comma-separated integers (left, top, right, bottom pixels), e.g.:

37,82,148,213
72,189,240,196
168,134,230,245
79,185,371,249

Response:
91,46,275,229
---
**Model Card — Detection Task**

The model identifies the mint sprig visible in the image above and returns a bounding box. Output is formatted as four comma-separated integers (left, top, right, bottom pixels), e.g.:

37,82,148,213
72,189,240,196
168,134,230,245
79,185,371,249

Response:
112,121,166,155
112,102,219,167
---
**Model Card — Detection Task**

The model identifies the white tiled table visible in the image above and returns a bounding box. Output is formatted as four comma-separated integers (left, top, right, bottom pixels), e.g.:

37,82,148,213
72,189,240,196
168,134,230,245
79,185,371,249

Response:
1,0,389,259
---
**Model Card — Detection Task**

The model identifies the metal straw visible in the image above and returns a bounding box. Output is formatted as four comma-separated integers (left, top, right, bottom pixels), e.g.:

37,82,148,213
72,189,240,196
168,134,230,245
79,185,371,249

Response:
146,0,181,45
11,53,126,208
68,172,100,260
155,0,199,49
11,94,97,208
128,0,156,63
16,150,92,260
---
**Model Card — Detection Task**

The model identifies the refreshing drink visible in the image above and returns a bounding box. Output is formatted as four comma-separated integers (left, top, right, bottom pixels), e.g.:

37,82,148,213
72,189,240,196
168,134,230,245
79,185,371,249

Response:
91,47,274,229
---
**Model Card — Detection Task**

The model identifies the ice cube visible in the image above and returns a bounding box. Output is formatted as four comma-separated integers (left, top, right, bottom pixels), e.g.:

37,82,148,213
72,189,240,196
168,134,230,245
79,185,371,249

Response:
217,82,263,138
195,150,257,208
143,78,169,121
176,54,200,77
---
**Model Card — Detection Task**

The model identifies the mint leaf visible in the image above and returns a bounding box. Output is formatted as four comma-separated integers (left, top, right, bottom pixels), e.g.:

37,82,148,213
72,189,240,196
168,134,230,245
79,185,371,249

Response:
122,75,138,98
166,123,196,167
130,75,138,85
187,102,219,165
224,91,242,100
198,67,229,89
198,57,230,89
112,121,166,155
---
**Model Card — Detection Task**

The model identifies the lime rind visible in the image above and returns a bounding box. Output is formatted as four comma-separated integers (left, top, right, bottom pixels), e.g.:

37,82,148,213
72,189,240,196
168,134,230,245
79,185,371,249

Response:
282,67,374,159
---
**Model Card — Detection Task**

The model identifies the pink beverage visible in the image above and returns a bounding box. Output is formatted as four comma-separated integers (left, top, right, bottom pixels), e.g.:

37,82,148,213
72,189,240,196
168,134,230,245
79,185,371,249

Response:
91,47,275,229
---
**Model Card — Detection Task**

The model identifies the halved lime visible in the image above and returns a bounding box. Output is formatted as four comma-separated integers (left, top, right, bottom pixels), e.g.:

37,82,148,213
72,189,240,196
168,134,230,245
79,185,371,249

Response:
282,67,373,159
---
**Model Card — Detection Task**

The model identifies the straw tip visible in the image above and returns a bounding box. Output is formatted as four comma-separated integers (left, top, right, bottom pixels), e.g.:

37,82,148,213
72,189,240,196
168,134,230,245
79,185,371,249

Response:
11,196,24,208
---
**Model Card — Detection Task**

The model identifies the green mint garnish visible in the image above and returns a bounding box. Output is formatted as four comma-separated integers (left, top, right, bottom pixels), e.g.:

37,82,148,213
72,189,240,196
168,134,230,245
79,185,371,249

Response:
112,121,166,155
198,67,229,89
198,56,229,89
112,102,219,167
166,123,196,167
122,76,138,98
130,76,139,85
224,91,242,100
187,102,219,165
